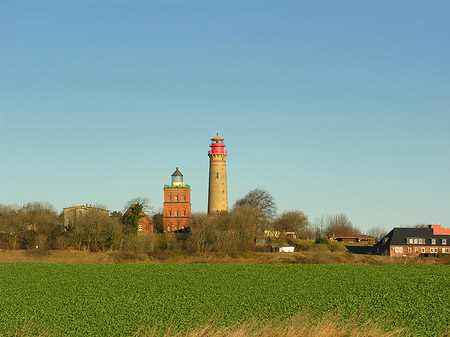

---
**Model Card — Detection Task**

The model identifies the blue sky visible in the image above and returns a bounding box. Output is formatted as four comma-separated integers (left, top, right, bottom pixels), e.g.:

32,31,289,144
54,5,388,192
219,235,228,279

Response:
1,0,449,232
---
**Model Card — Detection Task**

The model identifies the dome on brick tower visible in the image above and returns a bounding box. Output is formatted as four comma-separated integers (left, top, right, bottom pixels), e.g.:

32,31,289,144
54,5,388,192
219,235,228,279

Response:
171,167,184,187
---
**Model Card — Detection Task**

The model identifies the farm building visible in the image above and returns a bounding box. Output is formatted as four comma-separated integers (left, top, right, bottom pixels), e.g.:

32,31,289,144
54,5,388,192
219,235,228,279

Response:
327,234,375,244
264,230,297,239
374,224,450,257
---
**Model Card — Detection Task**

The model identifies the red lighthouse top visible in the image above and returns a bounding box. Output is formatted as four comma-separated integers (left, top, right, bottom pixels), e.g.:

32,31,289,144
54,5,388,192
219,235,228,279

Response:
208,133,227,155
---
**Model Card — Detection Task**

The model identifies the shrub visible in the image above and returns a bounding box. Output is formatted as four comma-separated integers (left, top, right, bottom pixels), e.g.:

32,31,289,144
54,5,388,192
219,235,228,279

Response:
124,234,156,254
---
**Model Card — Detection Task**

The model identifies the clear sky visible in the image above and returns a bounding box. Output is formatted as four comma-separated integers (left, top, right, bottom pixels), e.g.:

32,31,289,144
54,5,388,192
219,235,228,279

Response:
1,0,449,232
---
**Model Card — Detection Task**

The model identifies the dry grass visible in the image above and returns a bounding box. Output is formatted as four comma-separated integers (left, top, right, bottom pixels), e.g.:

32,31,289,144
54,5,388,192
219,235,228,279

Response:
135,312,405,337
6,316,49,337
1,249,449,265
5,312,407,337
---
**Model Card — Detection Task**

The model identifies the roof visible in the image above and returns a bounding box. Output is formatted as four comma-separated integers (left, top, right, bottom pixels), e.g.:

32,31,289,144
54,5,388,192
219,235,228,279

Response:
211,133,224,141
171,167,183,176
63,205,108,212
332,234,375,239
375,227,450,248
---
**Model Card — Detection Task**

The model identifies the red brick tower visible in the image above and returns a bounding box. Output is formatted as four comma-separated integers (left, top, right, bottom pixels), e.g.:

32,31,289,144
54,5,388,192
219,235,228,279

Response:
163,168,191,232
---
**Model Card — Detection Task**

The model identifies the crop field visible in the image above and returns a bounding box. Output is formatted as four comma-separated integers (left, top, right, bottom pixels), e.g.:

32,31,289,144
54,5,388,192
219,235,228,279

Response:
1,263,450,336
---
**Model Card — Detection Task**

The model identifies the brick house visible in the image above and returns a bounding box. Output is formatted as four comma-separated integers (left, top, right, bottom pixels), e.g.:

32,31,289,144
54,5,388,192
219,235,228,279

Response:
122,205,154,234
374,224,450,257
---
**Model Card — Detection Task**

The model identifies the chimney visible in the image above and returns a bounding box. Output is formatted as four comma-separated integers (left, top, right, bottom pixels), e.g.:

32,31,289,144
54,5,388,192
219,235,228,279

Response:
86,203,88,207
90,204,92,207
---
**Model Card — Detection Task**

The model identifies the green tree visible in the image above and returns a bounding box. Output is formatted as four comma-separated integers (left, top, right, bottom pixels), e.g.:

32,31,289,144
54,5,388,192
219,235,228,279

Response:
152,212,164,233
110,211,123,222
121,203,144,235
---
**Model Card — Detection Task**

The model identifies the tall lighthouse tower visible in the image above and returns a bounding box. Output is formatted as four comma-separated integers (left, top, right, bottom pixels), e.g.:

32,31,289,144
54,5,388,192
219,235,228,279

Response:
208,133,228,215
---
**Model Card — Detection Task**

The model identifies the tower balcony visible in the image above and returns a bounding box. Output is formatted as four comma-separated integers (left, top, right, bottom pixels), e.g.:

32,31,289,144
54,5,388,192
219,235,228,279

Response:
208,150,228,155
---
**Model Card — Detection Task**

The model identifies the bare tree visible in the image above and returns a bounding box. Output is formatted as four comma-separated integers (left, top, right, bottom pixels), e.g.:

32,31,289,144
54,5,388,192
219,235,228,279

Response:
0,204,25,249
274,210,310,238
123,197,152,214
72,211,121,251
325,214,359,236
22,202,61,246
189,213,215,253
228,205,258,250
312,216,328,239
233,189,277,231
367,226,387,242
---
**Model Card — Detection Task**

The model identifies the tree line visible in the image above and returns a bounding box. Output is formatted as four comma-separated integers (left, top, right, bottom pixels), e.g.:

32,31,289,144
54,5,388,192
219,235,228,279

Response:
0,190,386,253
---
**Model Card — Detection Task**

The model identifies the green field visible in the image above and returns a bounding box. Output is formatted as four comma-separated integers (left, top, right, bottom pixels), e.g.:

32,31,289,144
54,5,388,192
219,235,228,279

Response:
1,263,449,336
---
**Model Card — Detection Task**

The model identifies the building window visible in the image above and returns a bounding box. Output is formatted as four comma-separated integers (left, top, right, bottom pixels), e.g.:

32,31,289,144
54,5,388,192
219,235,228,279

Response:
216,172,219,179
419,238,424,244
421,248,426,253
182,226,185,230
168,211,171,216
446,248,449,254
175,195,178,201
442,239,447,245
175,211,178,216
408,247,412,253
167,225,171,232
182,210,185,216
414,238,418,244
138,225,143,231
415,247,419,253
399,247,403,253
442,248,446,253
431,239,436,245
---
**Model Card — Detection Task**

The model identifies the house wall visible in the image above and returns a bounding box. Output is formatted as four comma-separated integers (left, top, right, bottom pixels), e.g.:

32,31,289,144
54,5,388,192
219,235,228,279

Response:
63,205,109,227
389,245,450,257
137,216,153,234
